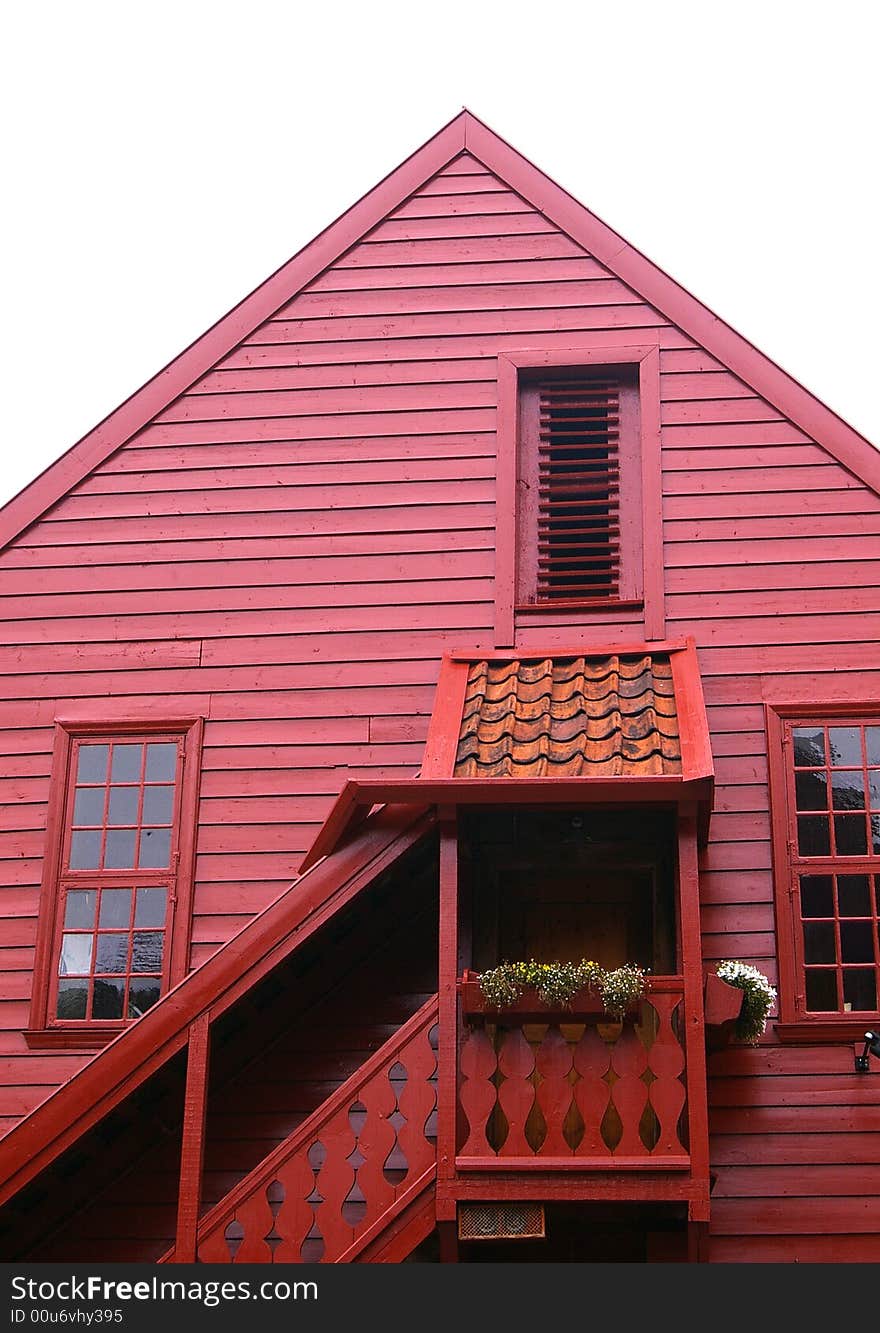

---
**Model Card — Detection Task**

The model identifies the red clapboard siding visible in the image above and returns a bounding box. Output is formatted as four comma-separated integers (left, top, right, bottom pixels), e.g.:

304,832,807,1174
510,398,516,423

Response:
0,137,878,1267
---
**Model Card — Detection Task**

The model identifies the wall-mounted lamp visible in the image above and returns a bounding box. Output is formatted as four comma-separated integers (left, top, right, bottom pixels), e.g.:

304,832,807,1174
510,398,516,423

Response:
855,1031,880,1072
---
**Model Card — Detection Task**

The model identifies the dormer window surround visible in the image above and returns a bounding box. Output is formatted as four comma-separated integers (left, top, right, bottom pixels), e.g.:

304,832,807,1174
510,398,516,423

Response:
493,345,663,648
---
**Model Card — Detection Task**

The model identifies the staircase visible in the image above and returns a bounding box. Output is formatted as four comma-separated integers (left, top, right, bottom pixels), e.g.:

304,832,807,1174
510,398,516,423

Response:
165,996,439,1264
6,830,440,1263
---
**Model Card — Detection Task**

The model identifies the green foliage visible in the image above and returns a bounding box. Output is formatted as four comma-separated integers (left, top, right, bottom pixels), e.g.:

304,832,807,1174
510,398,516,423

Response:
716,960,777,1044
476,958,648,1019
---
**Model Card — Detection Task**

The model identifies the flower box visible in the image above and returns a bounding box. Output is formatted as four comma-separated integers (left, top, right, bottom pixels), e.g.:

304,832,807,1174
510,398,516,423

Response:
458,971,639,1023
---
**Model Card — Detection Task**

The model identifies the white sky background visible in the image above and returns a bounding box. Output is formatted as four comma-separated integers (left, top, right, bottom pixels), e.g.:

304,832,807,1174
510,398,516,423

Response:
1,1,878,510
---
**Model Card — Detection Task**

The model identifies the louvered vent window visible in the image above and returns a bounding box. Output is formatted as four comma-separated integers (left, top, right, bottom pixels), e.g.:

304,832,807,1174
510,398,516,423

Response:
536,379,620,600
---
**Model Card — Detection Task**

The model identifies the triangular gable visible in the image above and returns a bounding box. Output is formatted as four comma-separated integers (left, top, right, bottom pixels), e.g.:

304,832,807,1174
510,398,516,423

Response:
2,108,879,551
0,802,433,1208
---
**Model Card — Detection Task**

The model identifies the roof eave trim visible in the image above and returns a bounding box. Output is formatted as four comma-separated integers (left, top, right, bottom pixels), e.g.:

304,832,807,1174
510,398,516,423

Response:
462,116,880,489
0,111,473,552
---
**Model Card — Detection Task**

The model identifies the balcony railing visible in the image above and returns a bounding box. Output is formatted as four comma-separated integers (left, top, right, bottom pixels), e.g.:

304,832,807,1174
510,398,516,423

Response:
457,976,689,1170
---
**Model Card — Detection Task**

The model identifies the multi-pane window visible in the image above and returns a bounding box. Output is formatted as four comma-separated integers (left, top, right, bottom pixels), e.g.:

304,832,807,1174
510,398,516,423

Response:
27,720,202,1043
54,737,182,1022
783,720,880,1018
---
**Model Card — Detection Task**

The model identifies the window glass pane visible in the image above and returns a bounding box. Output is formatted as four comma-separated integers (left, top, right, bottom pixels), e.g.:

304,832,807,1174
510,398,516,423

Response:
805,970,838,1011
869,773,880,810
95,934,129,974
92,978,125,1019
69,829,102,869
840,921,875,964
135,888,167,927
793,728,825,766
128,978,161,1018
831,770,865,811
800,875,834,917
795,771,827,811
803,921,836,964
107,786,139,826
843,969,877,1012
110,744,142,782
56,979,88,1019
866,728,880,766
834,814,868,856
828,727,863,767
76,745,109,783
142,785,174,825
872,815,880,855
837,875,871,916
99,888,131,929
73,787,105,826
64,890,96,928
797,816,830,857
131,932,164,973
139,827,171,868
105,828,137,868
59,933,93,975
145,743,177,782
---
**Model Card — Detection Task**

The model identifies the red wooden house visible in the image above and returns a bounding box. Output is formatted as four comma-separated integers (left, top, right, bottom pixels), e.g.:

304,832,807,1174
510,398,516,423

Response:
1,110,879,1265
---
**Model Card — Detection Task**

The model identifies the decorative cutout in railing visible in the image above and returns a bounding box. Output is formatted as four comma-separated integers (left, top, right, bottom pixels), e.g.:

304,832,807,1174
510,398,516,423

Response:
458,987,688,1164
196,998,439,1263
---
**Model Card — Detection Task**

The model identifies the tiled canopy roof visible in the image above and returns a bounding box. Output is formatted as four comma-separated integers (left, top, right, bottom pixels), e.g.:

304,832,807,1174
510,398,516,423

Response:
454,654,681,778
299,641,714,872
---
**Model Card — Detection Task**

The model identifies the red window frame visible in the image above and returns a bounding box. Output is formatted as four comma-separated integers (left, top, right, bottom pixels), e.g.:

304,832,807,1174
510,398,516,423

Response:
767,704,880,1040
26,718,203,1049
493,344,664,648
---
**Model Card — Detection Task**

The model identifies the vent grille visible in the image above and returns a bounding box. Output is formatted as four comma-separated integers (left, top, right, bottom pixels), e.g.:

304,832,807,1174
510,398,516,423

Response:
536,379,619,600
457,1202,546,1241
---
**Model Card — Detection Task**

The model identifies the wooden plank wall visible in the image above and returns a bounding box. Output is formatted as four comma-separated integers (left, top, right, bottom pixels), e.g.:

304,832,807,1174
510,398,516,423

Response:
1,151,879,1259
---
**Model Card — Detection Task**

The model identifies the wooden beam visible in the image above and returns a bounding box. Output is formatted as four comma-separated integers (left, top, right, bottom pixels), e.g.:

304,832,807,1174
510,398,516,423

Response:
677,809,711,1225
435,816,459,1222
172,1013,211,1263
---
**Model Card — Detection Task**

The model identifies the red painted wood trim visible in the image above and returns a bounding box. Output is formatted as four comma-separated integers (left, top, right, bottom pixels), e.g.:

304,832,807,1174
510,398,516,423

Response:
28,723,71,1032
421,657,471,777
493,354,518,646
462,111,880,488
638,346,665,638
297,781,368,873
676,809,711,1224
454,1155,691,1172
354,1180,438,1264
764,703,798,1027
336,1166,436,1264
447,638,687,661
300,774,713,869
436,819,459,1222
0,113,471,552
0,804,433,1207
172,1012,211,1264
670,639,715,784
450,1175,697,1203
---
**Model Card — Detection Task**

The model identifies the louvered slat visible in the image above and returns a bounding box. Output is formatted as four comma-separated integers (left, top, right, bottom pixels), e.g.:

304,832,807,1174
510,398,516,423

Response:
536,379,620,600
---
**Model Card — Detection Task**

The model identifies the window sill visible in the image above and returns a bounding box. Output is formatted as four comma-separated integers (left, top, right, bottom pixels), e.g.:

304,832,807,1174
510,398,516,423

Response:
774,1020,880,1045
515,599,644,615
24,1026,128,1051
